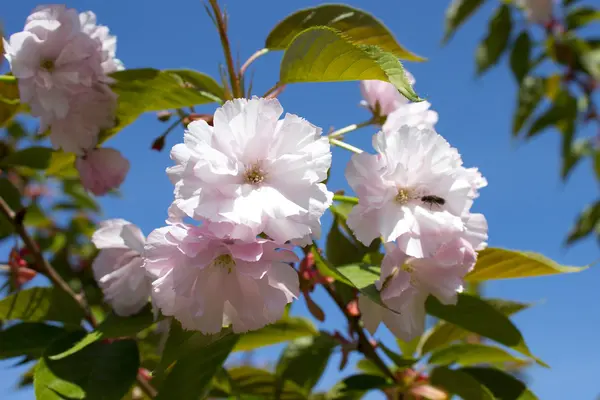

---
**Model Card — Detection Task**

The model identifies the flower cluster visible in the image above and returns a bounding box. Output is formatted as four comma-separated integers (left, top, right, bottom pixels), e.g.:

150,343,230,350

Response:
4,5,128,195
351,81,488,340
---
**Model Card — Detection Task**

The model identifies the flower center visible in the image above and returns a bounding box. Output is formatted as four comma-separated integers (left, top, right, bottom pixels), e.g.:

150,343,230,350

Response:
40,59,55,72
401,264,419,286
395,188,411,205
245,164,266,185
212,254,235,273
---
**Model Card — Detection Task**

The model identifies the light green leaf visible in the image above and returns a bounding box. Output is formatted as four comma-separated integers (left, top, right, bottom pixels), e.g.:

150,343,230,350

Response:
355,359,388,378
336,262,396,312
276,335,337,395
567,201,600,245
461,367,536,400
513,76,544,135
50,305,155,360
0,323,67,360
266,4,423,61
426,294,546,366
280,27,420,102
0,78,21,127
100,68,223,143
476,5,512,74
45,151,77,177
443,0,485,43
34,332,140,400
466,247,587,282
566,7,600,30
157,333,238,400
510,31,531,83
430,366,494,400
0,287,84,326
234,317,317,352
429,343,525,366
396,335,421,359
1,146,54,169
419,298,530,356
217,367,307,400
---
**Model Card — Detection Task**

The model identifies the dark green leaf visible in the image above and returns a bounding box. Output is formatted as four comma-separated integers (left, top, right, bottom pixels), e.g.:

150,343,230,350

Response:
513,76,544,135
1,146,54,169
0,323,66,360
333,374,391,392
50,306,155,359
34,332,140,400
276,335,337,394
280,27,420,102
157,333,238,400
377,342,416,369
562,136,593,180
466,247,587,281
266,4,423,60
443,0,485,43
567,201,600,244
429,343,525,366
430,366,494,400
0,178,22,211
476,5,512,74
461,367,535,400
220,367,307,400
326,216,364,266
234,317,317,352
527,89,577,138
355,359,388,378
426,294,546,366
510,31,532,83
566,7,600,30
0,287,84,326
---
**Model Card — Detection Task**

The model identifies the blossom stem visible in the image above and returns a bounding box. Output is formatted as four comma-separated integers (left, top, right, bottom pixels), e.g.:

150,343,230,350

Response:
329,138,364,154
240,48,269,77
0,75,16,82
322,283,398,382
263,82,284,98
332,194,359,205
0,196,158,398
328,119,374,139
208,0,242,99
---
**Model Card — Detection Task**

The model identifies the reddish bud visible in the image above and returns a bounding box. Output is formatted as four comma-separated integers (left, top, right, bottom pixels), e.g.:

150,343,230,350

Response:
156,110,172,122
16,267,37,286
138,368,152,381
151,135,166,152
346,299,360,317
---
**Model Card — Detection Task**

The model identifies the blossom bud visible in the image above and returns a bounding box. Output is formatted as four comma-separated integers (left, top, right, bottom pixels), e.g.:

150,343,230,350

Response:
76,148,130,196
156,110,172,122
151,136,166,152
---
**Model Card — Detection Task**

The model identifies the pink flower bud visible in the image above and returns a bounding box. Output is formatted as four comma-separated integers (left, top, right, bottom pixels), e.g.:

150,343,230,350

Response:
76,148,129,196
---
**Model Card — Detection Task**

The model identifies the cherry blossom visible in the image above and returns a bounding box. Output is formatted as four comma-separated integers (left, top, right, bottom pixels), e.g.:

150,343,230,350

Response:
76,147,129,196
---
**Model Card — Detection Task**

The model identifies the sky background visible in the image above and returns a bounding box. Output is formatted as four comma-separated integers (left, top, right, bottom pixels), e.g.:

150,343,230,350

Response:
1,0,599,399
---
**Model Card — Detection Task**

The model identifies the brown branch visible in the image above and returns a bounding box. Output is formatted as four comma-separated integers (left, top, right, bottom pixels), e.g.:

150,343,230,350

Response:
322,283,398,382
208,0,241,98
0,196,158,398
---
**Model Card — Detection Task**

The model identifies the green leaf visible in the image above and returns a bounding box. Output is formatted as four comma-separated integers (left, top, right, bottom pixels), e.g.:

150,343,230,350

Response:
461,367,536,400
355,359,388,378
234,317,317,352
336,262,395,311
0,287,84,326
326,217,365,266
567,201,600,244
101,69,223,143
429,343,525,367
45,151,76,177
0,177,22,211
430,366,494,400
466,247,587,282
0,323,66,360
566,7,600,30
0,78,21,127
332,374,391,393
396,335,421,359
527,89,577,138
419,298,529,356
443,0,485,43
1,146,54,169
276,335,337,394
50,305,155,359
510,31,532,83
476,5,512,74
34,332,140,400
218,367,307,400
157,333,238,400
513,76,544,135
266,4,424,61
280,27,420,102
377,342,416,369
426,294,546,366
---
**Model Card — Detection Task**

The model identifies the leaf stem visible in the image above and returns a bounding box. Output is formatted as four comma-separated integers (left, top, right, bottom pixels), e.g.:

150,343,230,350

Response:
0,196,158,398
263,82,284,98
328,119,374,139
329,138,364,154
208,0,242,98
240,48,269,77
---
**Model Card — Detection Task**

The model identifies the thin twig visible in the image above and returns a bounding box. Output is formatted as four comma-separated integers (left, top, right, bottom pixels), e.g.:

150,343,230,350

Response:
208,0,241,98
329,138,364,154
240,48,269,77
265,84,286,99
263,82,283,98
328,119,374,139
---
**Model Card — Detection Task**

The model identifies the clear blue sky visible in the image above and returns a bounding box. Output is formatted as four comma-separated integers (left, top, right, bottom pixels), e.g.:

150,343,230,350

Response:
1,1,598,399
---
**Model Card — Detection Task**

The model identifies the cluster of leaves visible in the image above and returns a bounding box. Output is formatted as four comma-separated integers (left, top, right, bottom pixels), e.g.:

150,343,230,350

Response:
442,0,600,245
0,2,590,400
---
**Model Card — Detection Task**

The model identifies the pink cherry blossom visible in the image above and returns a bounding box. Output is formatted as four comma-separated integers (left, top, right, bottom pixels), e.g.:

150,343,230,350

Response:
40,83,117,154
382,101,439,132
76,147,129,196
4,5,109,119
345,126,485,253
144,223,300,334
518,0,554,24
92,219,150,316
360,71,415,117
79,11,124,74
167,97,333,244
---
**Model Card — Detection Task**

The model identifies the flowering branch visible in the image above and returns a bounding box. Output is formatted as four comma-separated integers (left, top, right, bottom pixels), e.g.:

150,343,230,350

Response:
0,196,158,398
329,138,364,154
328,119,375,139
208,0,242,99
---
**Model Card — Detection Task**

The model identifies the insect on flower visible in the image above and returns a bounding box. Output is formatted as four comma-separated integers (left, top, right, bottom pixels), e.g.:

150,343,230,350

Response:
420,195,445,209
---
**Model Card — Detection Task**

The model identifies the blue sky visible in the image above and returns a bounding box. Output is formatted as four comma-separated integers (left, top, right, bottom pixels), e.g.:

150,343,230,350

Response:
1,0,599,399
